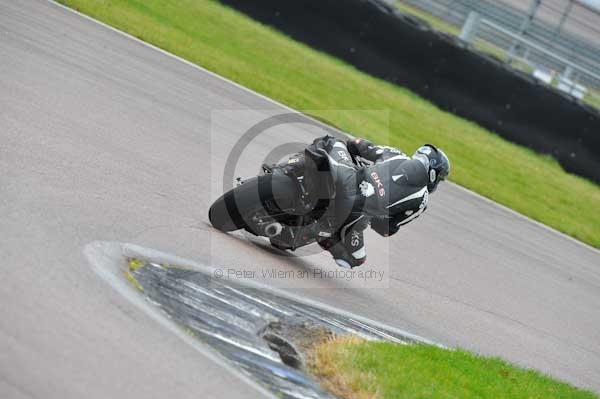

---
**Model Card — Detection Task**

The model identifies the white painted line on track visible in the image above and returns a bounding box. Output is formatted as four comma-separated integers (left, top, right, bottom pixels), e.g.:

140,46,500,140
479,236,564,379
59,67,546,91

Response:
450,183,600,254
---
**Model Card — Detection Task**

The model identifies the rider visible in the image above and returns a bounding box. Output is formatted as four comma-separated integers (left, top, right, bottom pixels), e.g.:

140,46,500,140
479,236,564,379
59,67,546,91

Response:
308,135,451,269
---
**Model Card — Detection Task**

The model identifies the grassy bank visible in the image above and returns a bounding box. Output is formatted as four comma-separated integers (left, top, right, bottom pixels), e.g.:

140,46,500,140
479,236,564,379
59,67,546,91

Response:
309,337,598,399
58,0,600,248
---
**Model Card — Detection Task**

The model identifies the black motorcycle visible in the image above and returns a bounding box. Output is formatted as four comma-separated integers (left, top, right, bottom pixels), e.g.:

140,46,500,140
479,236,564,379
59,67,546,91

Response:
209,148,358,251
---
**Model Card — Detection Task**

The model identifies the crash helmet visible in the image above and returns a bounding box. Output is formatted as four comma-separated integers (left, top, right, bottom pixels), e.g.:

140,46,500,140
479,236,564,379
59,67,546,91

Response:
414,144,450,193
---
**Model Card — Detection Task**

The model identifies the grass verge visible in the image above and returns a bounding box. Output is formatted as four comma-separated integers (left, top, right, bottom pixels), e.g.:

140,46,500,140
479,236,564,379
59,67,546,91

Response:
394,1,461,36
309,337,598,399
57,0,600,248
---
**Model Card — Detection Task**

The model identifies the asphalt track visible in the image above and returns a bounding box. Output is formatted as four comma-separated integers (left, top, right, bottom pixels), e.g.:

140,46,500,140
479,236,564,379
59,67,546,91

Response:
1,0,600,397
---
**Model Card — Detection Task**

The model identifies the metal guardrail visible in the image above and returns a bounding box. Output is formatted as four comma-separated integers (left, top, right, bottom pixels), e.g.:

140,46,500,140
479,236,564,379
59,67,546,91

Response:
472,17,600,101
480,18,600,82
400,0,600,87
397,0,600,108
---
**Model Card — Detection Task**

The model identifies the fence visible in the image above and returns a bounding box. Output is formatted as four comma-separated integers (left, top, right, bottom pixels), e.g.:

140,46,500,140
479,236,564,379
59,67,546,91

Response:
462,14,600,105
397,0,600,108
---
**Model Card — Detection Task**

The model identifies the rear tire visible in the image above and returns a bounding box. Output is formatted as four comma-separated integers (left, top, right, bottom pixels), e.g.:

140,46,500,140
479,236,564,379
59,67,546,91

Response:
208,174,298,233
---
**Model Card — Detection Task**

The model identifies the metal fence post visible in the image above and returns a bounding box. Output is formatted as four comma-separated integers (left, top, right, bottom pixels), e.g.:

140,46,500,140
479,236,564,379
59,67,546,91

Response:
459,11,481,44
507,0,542,63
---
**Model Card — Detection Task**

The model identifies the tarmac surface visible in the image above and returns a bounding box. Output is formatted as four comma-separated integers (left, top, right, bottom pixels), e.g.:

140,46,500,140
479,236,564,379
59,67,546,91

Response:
1,0,600,397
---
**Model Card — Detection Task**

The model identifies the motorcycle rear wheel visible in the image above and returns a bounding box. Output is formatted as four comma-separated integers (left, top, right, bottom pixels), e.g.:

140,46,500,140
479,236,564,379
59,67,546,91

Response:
208,174,298,233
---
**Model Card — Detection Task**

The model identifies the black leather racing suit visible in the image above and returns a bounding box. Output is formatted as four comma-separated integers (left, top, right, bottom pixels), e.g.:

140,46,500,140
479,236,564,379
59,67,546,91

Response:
311,135,430,268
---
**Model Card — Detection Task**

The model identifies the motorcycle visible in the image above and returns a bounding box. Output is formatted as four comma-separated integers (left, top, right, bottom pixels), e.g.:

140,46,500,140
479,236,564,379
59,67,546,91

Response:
209,146,362,251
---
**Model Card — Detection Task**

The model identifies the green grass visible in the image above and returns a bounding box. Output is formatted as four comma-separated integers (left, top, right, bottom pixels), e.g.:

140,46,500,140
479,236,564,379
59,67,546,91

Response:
58,0,600,248
586,91,600,109
394,1,461,36
309,337,598,399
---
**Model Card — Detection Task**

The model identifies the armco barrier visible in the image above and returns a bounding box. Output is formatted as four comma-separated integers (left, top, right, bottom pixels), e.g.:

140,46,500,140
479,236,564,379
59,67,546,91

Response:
220,0,600,183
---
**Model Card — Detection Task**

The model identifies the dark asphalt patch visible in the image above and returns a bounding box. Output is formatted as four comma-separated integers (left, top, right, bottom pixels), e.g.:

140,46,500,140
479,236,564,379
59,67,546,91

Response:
129,260,423,399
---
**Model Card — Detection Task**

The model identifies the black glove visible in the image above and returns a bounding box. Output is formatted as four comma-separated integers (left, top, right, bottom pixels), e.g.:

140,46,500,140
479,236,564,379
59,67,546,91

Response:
346,138,373,159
